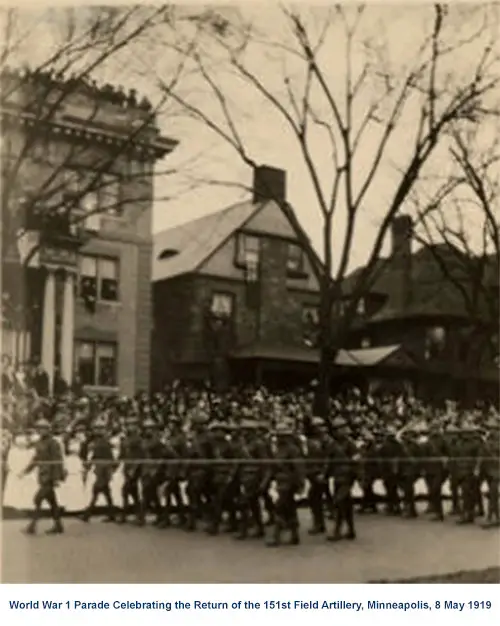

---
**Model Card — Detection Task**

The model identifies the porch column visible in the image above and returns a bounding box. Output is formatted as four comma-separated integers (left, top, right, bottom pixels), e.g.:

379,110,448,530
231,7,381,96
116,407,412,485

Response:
41,268,56,394
60,271,75,387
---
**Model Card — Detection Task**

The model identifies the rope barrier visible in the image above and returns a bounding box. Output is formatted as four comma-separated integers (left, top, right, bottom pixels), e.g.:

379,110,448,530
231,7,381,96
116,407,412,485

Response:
10,456,500,467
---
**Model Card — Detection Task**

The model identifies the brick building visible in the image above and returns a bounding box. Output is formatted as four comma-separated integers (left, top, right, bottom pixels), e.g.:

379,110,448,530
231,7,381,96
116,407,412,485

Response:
341,216,499,404
152,166,325,389
1,68,177,395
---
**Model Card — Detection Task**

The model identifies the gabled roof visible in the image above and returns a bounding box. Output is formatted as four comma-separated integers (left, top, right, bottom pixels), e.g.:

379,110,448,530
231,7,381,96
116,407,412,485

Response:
343,244,498,322
152,199,262,282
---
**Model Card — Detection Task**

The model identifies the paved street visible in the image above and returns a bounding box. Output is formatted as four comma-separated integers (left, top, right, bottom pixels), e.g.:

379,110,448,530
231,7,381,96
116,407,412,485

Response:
2,511,499,584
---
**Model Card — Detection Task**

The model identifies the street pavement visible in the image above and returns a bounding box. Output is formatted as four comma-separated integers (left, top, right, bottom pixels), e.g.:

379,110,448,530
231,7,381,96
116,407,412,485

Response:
2,510,499,583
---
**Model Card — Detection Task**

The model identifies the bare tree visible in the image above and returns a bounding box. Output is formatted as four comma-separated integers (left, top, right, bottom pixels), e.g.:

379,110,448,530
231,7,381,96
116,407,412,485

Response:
413,127,499,399
155,3,499,415
0,6,212,352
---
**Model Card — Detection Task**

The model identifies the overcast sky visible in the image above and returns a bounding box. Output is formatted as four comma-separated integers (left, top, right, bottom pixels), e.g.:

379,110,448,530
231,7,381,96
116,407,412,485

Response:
6,1,499,273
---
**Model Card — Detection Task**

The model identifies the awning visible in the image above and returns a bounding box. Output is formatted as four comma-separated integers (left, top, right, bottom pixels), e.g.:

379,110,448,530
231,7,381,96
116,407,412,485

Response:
231,343,416,369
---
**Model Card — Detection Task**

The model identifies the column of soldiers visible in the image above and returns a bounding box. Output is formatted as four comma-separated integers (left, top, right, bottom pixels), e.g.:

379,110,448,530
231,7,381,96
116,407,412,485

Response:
16,403,500,542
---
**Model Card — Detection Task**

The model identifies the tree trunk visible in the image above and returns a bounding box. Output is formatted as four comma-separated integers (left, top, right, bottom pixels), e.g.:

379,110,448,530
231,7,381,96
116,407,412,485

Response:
314,212,334,418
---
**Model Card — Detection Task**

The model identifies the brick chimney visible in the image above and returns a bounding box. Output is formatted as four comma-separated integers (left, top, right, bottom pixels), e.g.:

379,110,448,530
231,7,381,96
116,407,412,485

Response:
391,215,413,310
253,166,286,205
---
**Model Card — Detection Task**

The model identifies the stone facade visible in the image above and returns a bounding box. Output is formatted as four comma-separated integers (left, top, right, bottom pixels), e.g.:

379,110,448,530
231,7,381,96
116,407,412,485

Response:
1,68,176,395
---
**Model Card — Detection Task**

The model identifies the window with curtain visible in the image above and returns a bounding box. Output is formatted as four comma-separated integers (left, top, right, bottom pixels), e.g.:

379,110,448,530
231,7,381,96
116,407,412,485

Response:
79,255,97,304
75,341,117,387
99,257,119,301
237,234,260,266
96,343,117,386
75,341,95,386
210,292,234,318
286,242,304,274
100,173,122,216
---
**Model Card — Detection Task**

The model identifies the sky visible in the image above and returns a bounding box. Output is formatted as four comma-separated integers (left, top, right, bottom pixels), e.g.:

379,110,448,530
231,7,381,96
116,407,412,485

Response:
4,1,499,274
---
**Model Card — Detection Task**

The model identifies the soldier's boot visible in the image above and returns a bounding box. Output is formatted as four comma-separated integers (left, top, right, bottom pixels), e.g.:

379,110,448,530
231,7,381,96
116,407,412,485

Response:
267,521,282,547
80,508,91,523
250,524,265,539
326,526,342,542
235,519,248,540
46,519,64,534
23,518,37,535
288,525,300,546
308,510,325,535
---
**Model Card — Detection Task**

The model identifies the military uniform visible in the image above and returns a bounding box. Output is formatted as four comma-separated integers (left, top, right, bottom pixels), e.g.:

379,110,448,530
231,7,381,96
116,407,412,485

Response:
117,416,144,525
306,417,330,534
22,418,66,535
81,418,117,522
398,429,421,518
267,421,305,547
325,418,357,542
235,419,267,539
2,429,12,503
379,432,403,515
185,416,211,531
206,421,239,535
422,426,448,521
141,418,165,524
358,432,380,514
480,425,499,528
455,427,483,524
159,417,187,528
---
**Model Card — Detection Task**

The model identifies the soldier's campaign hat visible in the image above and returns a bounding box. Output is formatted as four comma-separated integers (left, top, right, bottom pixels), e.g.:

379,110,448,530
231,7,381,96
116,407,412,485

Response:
274,421,295,436
240,419,259,430
331,416,348,430
93,417,107,429
208,420,228,431
311,416,326,428
143,417,157,429
35,417,51,429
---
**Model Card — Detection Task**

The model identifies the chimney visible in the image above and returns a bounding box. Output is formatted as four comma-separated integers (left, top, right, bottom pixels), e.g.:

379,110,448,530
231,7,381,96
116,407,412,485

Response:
253,165,286,205
391,215,413,310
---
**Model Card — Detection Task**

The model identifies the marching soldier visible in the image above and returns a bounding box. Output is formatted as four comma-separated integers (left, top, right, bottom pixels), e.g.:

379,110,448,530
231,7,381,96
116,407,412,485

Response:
257,422,275,527
326,416,357,542
19,418,67,535
141,417,165,525
423,422,448,521
306,416,330,535
158,416,187,528
455,425,483,525
2,428,12,503
480,423,499,528
379,429,403,515
117,414,144,525
206,421,239,535
267,420,305,547
80,417,118,522
235,419,267,540
397,427,421,518
358,429,380,514
185,414,211,531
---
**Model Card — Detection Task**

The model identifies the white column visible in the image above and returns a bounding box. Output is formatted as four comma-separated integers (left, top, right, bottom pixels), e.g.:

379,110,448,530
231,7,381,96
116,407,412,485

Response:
41,269,56,394
61,272,75,387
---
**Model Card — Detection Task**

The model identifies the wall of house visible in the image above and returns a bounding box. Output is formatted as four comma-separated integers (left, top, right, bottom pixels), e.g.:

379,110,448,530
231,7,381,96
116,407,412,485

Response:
199,201,319,292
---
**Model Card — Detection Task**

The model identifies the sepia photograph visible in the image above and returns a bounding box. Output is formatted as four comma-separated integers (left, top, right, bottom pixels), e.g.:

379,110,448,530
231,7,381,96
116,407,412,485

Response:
1,1,499,588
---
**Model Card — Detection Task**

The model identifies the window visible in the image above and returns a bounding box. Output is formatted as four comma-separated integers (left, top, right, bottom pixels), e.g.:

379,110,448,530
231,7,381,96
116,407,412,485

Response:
63,168,122,222
425,326,446,359
75,341,117,387
210,292,234,318
100,258,119,301
302,304,319,347
287,242,304,274
302,304,319,328
79,255,119,304
80,191,101,232
100,173,122,216
356,298,366,315
237,234,260,267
